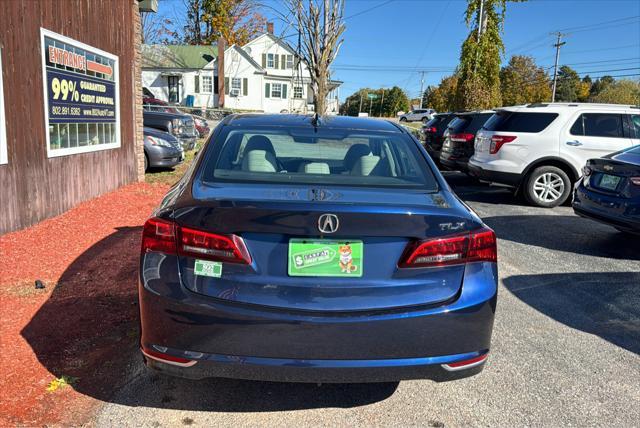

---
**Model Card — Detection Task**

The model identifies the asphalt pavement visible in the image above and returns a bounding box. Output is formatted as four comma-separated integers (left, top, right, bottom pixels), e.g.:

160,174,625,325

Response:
95,172,640,427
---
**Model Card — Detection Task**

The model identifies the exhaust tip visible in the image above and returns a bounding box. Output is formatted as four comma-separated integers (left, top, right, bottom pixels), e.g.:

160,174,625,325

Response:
441,352,488,372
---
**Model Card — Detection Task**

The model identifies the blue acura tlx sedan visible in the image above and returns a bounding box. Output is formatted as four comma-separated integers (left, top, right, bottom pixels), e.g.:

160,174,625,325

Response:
573,144,640,235
139,114,498,383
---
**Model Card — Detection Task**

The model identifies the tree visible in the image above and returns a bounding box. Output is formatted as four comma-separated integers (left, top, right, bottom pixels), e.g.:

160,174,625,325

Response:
590,79,640,105
589,75,615,100
286,0,346,115
182,0,266,45
499,55,550,106
423,75,459,112
554,65,580,102
340,87,409,117
577,75,592,102
455,0,524,110
141,11,177,44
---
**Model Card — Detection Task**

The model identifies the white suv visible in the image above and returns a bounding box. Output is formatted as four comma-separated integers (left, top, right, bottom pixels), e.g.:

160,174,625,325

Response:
469,103,640,207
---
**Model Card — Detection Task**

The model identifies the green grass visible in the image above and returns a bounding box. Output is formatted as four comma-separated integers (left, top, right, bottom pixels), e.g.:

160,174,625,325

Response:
145,143,200,186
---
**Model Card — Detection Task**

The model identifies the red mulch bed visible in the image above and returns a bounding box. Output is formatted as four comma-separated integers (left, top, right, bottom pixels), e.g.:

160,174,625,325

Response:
0,182,169,426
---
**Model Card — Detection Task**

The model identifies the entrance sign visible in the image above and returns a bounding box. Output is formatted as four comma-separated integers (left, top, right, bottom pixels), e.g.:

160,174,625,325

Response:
41,28,120,157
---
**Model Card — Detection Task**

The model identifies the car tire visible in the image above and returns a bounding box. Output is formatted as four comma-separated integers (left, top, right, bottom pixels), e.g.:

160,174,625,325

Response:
399,117,407,122
524,165,571,208
144,153,149,172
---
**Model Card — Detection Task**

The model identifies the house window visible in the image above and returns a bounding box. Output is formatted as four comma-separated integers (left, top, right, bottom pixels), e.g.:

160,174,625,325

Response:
202,75,213,93
293,86,303,99
0,47,7,165
42,29,120,158
267,53,275,68
271,83,282,98
286,55,294,69
194,75,200,93
231,78,241,95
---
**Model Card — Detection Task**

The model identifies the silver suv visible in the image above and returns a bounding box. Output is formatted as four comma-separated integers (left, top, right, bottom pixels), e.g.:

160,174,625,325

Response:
399,109,435,123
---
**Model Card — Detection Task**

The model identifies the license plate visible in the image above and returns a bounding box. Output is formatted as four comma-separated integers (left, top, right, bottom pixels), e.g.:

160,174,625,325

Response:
599,174,621,191
288,239,363,277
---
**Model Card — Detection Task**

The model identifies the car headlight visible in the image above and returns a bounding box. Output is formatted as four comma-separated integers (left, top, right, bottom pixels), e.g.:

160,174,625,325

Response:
171,118,184,135
147,136,174,148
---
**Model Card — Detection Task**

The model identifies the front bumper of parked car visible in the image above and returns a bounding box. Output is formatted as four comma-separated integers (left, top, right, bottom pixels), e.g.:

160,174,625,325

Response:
177,136,197,151
138,257,498,383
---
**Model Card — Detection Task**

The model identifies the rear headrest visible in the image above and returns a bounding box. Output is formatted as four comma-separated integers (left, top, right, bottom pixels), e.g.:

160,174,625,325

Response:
244,135,276,156
343,144,372,171
242,150,277,172
303,162,330,174
350,155,381,176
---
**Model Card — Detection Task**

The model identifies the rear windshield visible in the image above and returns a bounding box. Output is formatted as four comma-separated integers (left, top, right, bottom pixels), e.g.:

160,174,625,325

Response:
448,113,493,134
425,114,453,128
484,112,558,133
199,126,438,190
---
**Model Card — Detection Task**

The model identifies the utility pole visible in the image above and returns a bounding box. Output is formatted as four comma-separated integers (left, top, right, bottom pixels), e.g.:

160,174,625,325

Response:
551,32,566,103
477,0,484,39
418,71,425,108
379,89,385,117
369,97,373,117
358,92,363,115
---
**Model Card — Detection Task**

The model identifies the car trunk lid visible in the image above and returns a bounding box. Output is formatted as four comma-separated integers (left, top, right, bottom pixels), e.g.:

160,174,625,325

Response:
171,182,481,312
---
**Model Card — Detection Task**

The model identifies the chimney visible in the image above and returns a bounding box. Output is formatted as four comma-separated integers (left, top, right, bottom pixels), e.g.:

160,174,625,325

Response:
217,37,226,108
266,22,274,34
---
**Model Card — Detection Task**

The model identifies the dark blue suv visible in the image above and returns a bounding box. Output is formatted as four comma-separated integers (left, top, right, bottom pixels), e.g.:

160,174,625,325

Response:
139,114,498,382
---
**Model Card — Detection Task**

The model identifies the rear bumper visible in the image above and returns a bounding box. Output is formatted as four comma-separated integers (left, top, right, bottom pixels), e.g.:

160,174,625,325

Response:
440,154,470,172
144,348,488,383
468,163,521,186
573,185,640,233
138,260,498,382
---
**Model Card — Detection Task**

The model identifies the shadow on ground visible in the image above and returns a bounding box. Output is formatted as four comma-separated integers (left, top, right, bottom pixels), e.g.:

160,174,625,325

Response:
21,227,397,412
503,272,640,355
483,214,639,260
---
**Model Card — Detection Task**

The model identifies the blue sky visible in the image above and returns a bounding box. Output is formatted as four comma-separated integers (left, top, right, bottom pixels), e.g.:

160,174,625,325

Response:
158,0,640,101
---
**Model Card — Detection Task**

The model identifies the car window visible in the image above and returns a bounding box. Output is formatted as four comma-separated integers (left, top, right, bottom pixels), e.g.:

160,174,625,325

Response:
200,127,438,190
484,112,558,133
570,113,624,138
466,114,493,133
624,144,640,154
629,114,640,139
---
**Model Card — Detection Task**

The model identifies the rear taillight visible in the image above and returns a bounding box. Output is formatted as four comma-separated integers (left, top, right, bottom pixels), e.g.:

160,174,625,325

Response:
424,126,437,133
178,226,251,264
398,227,497,268
631,177,640,186
489,135,517,154
142,218,176,255
141,218,251,264
449,133,475,144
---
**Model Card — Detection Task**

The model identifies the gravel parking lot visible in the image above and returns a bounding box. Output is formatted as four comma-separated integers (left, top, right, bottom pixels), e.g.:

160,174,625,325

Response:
96,172,640,427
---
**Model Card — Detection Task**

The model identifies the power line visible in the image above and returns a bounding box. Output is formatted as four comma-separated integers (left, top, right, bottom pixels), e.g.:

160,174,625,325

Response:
558,15,640,33
344,0,396,20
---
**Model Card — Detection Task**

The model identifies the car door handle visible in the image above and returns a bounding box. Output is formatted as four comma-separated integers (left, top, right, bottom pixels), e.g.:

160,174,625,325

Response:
566,140,583,146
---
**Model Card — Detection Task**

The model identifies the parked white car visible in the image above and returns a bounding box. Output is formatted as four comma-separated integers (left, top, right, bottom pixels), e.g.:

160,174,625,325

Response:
469,103,640,207
399,109,435,123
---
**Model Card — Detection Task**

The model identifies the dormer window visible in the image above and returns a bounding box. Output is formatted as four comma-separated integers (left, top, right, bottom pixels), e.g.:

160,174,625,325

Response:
267,53,275,68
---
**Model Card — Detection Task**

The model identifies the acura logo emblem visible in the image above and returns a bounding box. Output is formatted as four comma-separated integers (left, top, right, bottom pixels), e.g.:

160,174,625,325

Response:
318,213,339,234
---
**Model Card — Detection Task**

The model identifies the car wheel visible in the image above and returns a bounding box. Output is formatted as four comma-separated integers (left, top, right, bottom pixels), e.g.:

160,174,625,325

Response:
399,117,407,122
144,154,149,172
524,166,571,208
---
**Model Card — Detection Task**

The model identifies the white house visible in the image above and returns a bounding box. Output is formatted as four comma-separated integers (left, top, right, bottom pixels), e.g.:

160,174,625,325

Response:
142,33,341,114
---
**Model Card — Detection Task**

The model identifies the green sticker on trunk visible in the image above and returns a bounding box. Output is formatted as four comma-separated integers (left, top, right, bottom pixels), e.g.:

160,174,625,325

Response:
288,239,363,277
194,260,222,278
